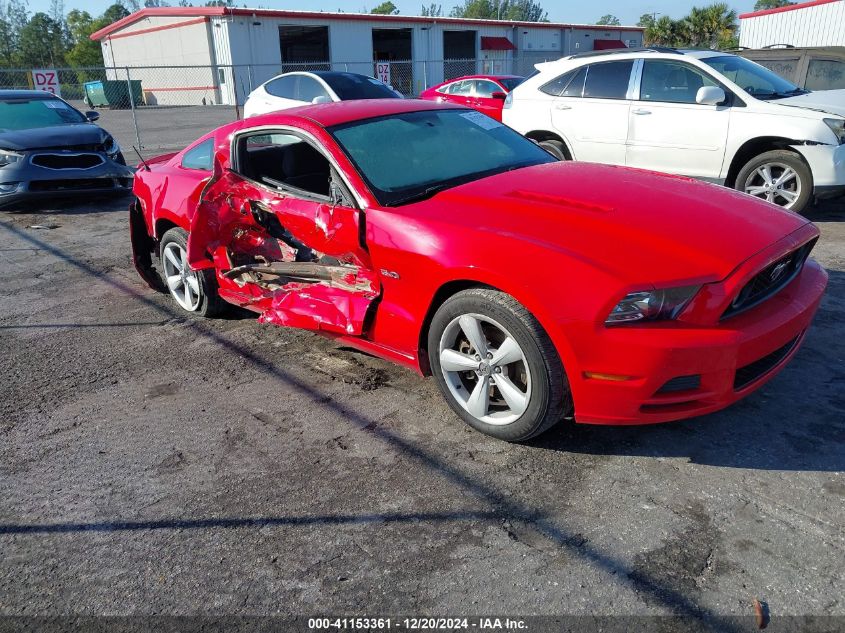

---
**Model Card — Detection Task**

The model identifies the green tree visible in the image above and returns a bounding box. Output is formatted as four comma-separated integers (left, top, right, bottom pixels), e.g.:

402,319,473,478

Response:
645,15,678,46
753,0,793,10
65,9,104,67
19,12,66,67
371,1,398,13
596,14,620,26
0,0,29,67
450,0,546,21
102,3,131,23
637,13,655,29
421,2,442,15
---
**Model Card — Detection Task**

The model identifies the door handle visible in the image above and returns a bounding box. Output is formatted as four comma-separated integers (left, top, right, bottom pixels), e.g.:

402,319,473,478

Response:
555,103,572,110
632,108,652,115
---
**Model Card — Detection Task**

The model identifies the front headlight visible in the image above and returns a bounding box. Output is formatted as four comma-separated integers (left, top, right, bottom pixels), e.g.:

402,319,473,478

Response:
606,285,700,325
0,149,23,168
104,135,120,157
824,118,845,144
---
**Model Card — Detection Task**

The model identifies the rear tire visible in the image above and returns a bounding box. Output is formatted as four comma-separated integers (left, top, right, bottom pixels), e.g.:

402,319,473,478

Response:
735,149,813,213
159,227,225,317
428,288,572,442
538,139,569,161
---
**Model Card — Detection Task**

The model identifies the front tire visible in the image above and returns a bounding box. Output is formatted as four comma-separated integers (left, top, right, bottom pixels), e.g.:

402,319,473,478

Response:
159,227,225,317
428,288,572,442
735,149,813,213
538,139,569,161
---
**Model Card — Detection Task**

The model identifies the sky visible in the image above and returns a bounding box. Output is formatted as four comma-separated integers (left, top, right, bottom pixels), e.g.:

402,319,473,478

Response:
27,0,762,24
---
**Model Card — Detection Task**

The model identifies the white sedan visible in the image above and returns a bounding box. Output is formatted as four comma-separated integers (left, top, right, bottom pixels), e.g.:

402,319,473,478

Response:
244,71,402,118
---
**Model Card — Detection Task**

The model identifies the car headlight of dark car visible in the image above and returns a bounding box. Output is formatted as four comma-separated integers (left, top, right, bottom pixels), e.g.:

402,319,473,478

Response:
606,285,700,325
104,135,121,158
0,149,23,168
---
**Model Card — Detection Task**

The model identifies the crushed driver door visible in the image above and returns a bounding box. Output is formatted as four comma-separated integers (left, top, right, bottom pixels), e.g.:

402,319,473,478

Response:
187,136,379,336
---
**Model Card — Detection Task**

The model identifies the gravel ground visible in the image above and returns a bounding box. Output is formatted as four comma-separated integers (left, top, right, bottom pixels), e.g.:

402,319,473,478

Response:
0,110,843,629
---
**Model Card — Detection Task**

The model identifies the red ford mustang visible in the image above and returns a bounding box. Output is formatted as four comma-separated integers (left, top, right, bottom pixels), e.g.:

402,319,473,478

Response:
418,74,523,121
130,99,827,442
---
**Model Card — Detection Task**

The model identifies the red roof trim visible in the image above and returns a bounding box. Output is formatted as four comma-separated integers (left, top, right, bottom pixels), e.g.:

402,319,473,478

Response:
481,36,516,51
104,16,209,41
91,7,643,41
739,0,841,19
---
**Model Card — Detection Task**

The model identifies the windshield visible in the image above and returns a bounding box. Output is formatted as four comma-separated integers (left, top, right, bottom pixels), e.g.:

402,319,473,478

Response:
498,77,524,91
330,109,554,207
0,97,87,131
702,55,807,99
319,73,400,100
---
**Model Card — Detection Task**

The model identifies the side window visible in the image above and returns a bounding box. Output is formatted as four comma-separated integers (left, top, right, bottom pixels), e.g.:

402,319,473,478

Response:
451,80,473,96
540,68,576,96
583,60,634,100
265,76,297,99
806,58,845,90
640,60,720,104
561,66,587,97
539,66,587,97
236,132,331,198
296,76,331,103
437,81,457,94
181,138,214,171
474,80,499,97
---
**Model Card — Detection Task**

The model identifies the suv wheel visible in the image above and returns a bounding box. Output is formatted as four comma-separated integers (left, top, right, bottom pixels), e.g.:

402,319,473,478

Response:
538,139,569,161
736,150,813,213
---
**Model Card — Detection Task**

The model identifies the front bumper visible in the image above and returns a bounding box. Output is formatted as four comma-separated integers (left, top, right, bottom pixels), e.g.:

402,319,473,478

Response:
793,142,845,194
567,229,828,425
0,152,134,209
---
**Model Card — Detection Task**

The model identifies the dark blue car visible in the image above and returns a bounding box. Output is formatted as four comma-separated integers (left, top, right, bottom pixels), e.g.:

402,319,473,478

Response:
0,90,134,208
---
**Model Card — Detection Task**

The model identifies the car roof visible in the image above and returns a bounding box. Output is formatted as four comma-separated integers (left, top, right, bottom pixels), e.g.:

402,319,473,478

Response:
251,98,460,128
0,90,61,100
554,47,728,63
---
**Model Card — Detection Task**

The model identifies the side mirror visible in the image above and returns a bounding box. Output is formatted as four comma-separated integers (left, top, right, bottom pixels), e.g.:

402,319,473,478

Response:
696,86,727,105
85,110,100,122
311,95,331,104
491,91,507,100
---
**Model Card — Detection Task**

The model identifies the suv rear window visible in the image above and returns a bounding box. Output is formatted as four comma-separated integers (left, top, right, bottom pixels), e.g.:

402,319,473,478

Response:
583,60,634,99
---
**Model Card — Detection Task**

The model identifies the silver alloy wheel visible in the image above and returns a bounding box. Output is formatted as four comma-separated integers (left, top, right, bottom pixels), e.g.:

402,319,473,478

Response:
743,162,802,209
162,242,201,311
438,313,532,426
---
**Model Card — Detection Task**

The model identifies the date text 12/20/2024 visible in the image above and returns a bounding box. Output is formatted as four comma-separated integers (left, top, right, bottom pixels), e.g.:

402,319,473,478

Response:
308,618,527,630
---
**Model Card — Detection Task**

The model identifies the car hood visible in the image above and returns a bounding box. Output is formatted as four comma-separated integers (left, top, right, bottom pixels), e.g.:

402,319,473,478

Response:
776,89,845,117
420,162,810,284
0,123,111,151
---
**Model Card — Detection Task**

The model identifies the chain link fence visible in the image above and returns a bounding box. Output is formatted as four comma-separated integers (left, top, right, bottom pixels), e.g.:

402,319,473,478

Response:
0,57,542,152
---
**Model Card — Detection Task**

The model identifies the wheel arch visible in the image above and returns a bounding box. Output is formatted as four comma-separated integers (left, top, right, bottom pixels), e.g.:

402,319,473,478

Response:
415,275,578,384
725,136,808,188
524,130,573,160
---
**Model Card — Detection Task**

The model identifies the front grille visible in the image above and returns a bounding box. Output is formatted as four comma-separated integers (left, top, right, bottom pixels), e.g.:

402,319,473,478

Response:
722,239,816,319
656,374,702,394
29,178,116,192
31,153,104,170
733,335,800,390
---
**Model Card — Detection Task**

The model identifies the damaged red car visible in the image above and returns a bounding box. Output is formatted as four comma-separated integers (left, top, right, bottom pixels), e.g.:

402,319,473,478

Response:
130,100,827,441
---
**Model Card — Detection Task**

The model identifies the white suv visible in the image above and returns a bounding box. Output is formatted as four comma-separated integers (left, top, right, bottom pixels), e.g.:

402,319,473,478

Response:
503,48,845,213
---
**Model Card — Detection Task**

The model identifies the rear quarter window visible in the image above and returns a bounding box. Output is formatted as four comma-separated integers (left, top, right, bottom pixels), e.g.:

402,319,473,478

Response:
180,138,214,171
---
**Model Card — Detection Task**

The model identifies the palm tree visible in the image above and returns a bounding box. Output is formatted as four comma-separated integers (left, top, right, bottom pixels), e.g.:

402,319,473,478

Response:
646,16,677,46
702,2,738,49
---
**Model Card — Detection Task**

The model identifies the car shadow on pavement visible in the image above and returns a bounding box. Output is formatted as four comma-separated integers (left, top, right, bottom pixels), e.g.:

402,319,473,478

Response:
532,269,845,473
805,199,844,222
0,217,757,633
1,192,132,215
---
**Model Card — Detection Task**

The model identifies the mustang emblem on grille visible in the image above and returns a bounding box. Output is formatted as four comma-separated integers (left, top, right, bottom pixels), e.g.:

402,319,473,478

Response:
769,260,789,283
